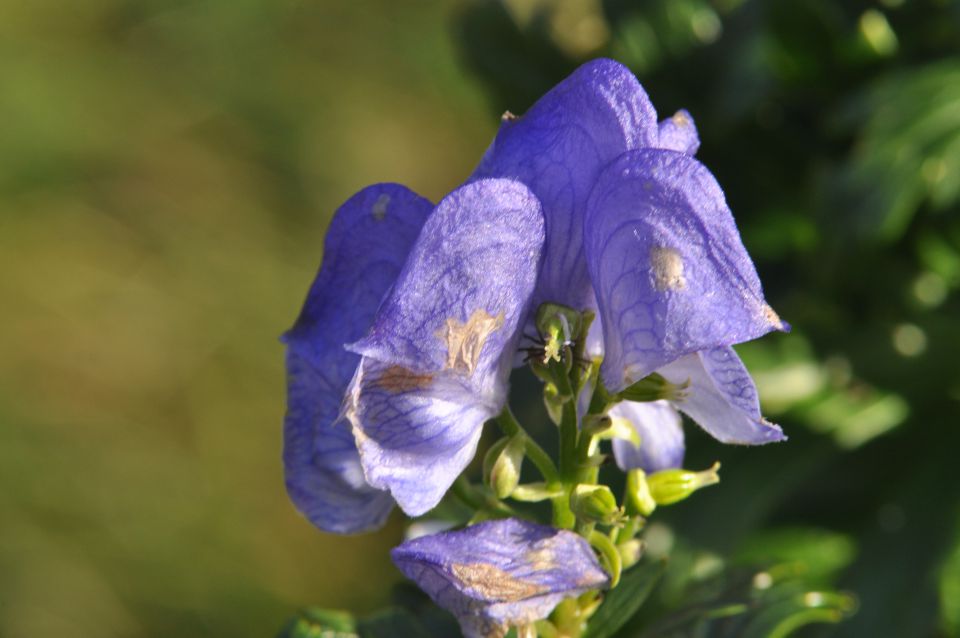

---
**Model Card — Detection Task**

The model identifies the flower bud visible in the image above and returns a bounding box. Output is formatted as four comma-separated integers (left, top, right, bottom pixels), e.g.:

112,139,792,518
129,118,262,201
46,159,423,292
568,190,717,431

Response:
570,484,622,525
543,382,564,425
617,372,689,403
618,539,645,569
625,469,657,517
646,462,721,506
488,435,526,499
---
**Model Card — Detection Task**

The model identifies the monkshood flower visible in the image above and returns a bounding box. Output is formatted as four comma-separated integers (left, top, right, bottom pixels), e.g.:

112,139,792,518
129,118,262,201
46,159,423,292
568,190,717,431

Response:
476,58,786,448
391,518,609,638
344,179,545,516
282,184,433,533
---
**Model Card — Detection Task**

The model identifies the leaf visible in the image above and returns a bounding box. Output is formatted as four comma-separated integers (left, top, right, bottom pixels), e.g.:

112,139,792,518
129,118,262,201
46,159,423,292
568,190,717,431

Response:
734,527,856,582
740,591,857,638
358,607,430,638
584,559,666,638
277,608,358,638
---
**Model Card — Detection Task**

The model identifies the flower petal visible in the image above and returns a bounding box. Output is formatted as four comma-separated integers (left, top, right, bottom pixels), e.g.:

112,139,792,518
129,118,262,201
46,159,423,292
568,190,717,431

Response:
283,183,433,533
347,178,545,516
391,518,609,638
657,109,700,155
610,400,685,472
584,149,788,392
473,58,658,312
658,347,785,445
344,359,494,516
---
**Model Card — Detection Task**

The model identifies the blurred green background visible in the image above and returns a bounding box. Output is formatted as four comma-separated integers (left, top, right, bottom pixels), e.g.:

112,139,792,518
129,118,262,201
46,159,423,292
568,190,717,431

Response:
1,0,959,637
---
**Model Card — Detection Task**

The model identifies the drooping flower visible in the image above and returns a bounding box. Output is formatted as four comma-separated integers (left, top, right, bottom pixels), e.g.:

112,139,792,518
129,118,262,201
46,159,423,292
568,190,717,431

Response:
473,58,785,447
344,178,545,516
283,184,433,533
391,518,609,638
583,149,786,445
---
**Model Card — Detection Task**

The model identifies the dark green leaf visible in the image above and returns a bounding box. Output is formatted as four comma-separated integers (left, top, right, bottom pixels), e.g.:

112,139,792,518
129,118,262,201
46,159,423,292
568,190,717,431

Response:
584,559,666,638
358,607,430,638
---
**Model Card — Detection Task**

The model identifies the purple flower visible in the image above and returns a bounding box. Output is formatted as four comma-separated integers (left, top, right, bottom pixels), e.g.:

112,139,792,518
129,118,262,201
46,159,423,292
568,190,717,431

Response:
391,518,609,638
471,59,657,314
344,179,545,516
474,58,785,446
283,184,433,533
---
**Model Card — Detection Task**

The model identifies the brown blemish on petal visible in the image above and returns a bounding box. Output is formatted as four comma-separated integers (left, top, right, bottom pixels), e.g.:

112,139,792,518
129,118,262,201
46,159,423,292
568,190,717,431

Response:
762,304,784,329
671,110,691,127
451,563,547,602
371,365,434,393
650,246,686,291
523,546,556,571
436,309,505,376
372,193,390,221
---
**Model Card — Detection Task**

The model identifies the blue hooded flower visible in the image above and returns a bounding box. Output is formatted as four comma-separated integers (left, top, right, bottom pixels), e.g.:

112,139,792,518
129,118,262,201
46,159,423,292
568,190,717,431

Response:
345,178,545,516
472,58,784,446
282,183,433,533
391,518,609,638
583,149,786,445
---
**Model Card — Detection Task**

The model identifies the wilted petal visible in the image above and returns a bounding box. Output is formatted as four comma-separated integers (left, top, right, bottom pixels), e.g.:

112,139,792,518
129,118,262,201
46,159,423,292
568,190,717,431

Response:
657,109,700,155
584,149,788,392
658,347,785,445
392,518,609,638
283,183,433,533
473,58,658,312
610,400,685,472
347,179,545,516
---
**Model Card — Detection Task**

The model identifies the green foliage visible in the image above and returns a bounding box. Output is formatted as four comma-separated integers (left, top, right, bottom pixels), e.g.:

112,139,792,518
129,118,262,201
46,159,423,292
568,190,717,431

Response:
277,607,430,638
584,559,666,638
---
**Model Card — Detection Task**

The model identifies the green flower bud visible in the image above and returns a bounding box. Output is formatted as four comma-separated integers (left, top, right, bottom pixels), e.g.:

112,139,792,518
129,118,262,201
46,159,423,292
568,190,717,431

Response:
618,539,645,569
625,469,657,517
617,372,689,403
482,436,509,484
647,462,721,506
543,382,564,425
570,484,623,525
488,434,526,499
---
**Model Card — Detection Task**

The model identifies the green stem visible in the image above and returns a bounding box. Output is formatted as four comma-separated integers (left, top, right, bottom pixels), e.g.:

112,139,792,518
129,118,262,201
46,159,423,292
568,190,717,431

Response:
587,372,614,415
451,476,485,511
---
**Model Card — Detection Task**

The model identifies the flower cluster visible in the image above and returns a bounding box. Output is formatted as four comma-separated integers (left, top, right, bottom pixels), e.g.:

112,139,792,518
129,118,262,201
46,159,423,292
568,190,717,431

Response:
283,59,787,638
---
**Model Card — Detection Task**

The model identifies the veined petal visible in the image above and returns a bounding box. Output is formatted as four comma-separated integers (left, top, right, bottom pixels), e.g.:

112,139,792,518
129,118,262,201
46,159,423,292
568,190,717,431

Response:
657,109,700,155
283,183,433,533
391,519,609,638
344,358,495,516
584,149,788,392
658,347,785,445
347,179,545,516
610,400,685,472
473,58,658,312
